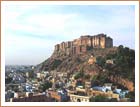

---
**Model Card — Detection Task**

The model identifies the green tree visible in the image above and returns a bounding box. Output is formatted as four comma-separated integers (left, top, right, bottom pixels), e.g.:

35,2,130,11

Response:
91,75,99,86
84,74,91,80
28,70,34,78
125,91,135,102
89,95,108,102
74,72,84,79
91,75,98,82
118,45,124,55
52,59,62,70
96,56,105,67
109,98,118,102
39,81,52,92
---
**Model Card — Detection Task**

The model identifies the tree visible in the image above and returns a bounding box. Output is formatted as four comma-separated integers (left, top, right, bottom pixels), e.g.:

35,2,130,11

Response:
97,74,108,85
91,75,99,86
118,45,124,54
125,91,135,102
84,74,91,80
74,72,84,79
28,70,34,78
109,98,118,102
89,95,108,102
51,59,62,70
96,56,105,67
91,75,98,82
39,81,52,92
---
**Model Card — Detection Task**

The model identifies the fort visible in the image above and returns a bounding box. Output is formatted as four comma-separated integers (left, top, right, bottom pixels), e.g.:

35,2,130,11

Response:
54,33,113,55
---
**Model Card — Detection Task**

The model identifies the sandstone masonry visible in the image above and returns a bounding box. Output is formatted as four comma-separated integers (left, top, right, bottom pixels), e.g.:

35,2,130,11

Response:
54,33,113,55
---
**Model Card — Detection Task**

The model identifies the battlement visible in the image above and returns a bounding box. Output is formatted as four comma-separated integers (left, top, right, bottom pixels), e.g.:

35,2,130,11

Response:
54,33,113,55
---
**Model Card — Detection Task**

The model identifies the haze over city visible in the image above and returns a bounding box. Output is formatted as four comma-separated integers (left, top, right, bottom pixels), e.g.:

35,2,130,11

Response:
4,4,135,65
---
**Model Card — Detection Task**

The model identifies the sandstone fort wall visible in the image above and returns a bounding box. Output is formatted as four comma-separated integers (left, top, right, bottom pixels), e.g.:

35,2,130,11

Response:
54,33,113,55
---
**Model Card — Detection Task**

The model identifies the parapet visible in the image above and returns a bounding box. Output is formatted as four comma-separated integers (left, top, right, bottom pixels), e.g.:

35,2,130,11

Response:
54,33,113,55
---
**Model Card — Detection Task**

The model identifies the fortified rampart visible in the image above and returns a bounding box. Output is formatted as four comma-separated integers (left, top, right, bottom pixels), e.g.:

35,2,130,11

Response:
54,33,113,55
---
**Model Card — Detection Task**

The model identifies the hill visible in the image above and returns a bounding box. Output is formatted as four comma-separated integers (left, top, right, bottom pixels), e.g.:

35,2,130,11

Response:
35,34,135,92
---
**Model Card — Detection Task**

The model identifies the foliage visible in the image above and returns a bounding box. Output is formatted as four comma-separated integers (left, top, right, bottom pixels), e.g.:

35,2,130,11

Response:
74,72,84,79
28,70,35,78
91,75,98,82
97,45,135,81
89,95,108,102
97,73,108,85
115,46,135,80
91,73,109,86
51,59,62,70
91,75,99,86
109,98,118,102
125,91,135,101
96,56,105,67
76,80,85,87
84,74,91,80
39,81,52,92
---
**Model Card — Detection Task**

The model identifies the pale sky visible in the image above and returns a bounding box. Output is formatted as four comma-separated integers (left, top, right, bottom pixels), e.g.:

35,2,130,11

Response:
4,3,135,65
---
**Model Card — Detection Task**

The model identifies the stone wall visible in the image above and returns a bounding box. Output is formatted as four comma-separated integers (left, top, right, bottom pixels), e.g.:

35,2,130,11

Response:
69,94,90,102
11,94,50,102
105,37,113,48
54,33,113,55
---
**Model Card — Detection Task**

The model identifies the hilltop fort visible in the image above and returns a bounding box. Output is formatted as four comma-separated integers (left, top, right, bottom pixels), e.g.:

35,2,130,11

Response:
36,33,134,93
54,33,113,55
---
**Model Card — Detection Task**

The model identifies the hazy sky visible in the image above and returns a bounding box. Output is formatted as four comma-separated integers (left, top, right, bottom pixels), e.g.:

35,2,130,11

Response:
4,3,135,65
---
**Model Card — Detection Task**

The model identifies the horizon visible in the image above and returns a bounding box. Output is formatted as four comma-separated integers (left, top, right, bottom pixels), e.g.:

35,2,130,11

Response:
3,4,135,65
